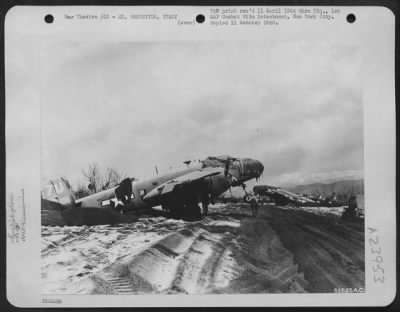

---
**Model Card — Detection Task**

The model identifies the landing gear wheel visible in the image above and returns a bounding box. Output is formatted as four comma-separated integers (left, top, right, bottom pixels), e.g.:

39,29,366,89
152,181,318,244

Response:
242,183,252,203
244,194,252,203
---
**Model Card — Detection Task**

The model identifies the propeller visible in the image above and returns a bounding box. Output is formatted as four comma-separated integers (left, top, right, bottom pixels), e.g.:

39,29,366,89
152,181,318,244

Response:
203,177,214,207
224,157,240,188
224,157,230,177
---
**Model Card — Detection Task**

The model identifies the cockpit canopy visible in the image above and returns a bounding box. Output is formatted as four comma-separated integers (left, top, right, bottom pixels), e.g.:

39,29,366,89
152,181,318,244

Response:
202,155,238,168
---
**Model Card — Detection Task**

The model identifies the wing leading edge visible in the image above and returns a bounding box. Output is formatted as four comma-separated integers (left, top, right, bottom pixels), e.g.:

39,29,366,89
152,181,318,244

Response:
143,168,222,201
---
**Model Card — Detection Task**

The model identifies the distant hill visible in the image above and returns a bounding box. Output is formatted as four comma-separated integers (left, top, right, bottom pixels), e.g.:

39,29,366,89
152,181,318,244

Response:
287,179,364,197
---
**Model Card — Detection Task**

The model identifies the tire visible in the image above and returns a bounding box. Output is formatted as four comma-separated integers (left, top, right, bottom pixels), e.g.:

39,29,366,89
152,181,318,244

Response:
244,194,252,203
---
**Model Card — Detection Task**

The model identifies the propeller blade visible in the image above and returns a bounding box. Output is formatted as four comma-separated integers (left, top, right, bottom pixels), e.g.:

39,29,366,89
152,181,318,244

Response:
224,157,230,176
208,176,213,195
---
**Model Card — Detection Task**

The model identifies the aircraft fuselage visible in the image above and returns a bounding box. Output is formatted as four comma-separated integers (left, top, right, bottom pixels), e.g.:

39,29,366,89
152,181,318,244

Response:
43,155,264,219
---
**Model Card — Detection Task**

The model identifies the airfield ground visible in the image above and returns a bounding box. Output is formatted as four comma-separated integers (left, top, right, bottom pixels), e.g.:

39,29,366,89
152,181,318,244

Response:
41,203,364,294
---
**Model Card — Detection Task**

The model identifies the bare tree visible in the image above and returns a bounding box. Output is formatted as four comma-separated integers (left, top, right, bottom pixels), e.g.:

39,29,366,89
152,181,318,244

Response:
102,167,127,189
102,169,113,190
82,163,101,193
80,163,127,192
74,183,90,199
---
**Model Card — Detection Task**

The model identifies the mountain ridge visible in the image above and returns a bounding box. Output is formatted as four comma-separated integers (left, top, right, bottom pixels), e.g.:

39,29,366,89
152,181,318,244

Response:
287,179,364,197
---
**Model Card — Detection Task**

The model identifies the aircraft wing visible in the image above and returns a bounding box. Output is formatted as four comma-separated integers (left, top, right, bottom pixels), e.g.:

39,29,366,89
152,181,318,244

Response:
143,168,222,201
274,189,311,203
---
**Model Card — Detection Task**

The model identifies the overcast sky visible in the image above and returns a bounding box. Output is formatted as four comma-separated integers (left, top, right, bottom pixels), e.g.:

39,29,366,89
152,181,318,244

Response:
40,41,363,187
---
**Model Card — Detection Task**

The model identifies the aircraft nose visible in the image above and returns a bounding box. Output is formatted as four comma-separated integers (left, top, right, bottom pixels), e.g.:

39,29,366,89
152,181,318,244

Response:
241,158,264,178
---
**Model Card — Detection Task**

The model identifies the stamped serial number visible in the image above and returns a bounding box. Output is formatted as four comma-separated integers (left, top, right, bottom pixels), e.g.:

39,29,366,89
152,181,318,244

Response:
42,298,62,304
334,287,364,293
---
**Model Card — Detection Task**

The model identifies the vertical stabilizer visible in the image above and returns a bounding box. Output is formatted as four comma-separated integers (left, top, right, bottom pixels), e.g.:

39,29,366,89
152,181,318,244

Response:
41,177,76,208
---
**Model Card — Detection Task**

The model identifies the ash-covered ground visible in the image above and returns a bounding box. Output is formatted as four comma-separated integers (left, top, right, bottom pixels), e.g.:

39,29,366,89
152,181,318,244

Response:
41,203,364,294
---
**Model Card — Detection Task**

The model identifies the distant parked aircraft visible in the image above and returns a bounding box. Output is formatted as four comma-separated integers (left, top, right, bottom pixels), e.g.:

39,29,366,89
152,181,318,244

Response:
253,185,316,206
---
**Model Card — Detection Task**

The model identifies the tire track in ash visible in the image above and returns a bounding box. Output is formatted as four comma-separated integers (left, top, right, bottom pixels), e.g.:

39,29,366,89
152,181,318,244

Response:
265,206,365,293
91,216,243,294
225,212,309,293
91,272,137,294
170,231,238,294
42,226,92,256
41,222,169,294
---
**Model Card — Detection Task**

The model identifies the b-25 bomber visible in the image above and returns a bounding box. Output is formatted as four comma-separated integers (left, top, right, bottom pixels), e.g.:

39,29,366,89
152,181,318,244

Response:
42,155,264,221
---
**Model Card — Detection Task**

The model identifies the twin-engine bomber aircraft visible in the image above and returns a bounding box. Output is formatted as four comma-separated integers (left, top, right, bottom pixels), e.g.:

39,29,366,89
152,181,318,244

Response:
42,155,264,220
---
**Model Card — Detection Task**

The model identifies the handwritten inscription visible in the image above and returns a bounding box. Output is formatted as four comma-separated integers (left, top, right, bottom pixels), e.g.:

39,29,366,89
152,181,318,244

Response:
7,190,26,244
368,227,385,284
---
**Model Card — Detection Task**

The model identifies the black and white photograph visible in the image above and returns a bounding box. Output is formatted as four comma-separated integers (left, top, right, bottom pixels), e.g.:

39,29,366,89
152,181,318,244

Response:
40,41,365,295
5,5,396,307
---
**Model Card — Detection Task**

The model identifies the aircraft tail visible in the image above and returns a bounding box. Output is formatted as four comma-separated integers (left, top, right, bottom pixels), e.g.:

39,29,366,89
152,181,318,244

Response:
41,177,76,208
